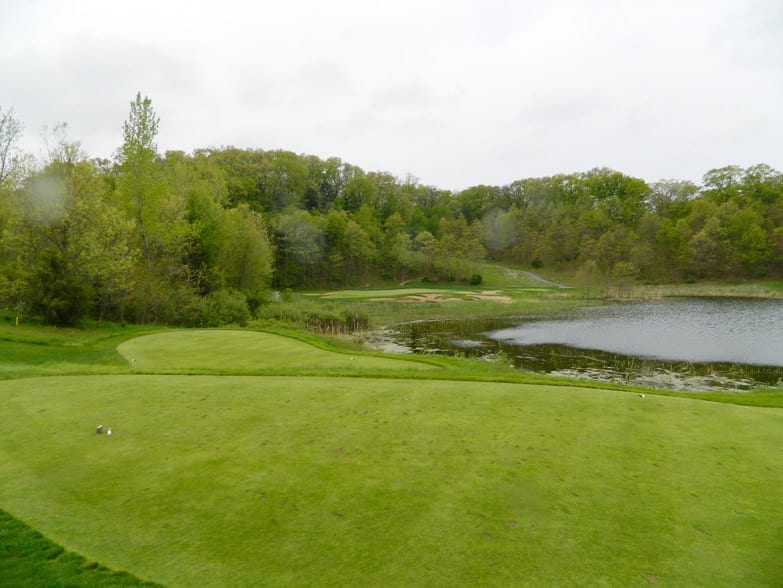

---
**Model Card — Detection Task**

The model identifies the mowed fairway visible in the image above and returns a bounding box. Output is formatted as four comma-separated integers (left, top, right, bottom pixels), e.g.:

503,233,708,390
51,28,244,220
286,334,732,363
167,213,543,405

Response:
0,331,782,586
117,330,436,372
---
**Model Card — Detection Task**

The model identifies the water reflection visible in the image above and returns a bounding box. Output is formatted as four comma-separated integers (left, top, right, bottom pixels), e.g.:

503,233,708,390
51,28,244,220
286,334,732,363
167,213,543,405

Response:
490,299,783,365
370,298,783,391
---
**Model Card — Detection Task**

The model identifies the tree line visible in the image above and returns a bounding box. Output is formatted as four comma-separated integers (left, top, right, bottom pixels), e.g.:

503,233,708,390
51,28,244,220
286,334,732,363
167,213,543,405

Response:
1,95,781,326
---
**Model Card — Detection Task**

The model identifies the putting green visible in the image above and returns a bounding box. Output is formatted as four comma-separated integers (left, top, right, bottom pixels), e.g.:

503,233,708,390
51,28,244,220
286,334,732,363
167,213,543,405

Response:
1,375,781,586
117,329,435,371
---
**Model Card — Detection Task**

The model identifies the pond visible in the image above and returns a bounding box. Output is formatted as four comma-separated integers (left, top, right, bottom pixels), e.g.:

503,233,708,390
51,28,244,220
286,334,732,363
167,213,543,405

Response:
368,298,783,391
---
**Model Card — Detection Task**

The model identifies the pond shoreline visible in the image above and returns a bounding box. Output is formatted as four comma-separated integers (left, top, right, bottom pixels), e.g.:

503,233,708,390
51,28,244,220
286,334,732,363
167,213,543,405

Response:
364,296,783,392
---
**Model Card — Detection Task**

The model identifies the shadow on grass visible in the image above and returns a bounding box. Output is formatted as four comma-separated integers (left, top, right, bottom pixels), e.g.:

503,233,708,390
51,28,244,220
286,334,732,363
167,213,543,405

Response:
0,509,160,587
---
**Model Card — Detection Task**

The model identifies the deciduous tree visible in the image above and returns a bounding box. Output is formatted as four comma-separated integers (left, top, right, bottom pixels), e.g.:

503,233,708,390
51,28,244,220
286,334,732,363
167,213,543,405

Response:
219,203,273,292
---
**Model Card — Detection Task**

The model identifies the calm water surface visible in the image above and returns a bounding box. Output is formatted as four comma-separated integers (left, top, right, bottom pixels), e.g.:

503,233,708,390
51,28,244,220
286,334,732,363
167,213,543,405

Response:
490,298,783,365
371,298,783,390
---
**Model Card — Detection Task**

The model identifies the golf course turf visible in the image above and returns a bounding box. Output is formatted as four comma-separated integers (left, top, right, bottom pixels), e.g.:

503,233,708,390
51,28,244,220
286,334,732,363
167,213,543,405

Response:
1,330,782,585
116,329,438,372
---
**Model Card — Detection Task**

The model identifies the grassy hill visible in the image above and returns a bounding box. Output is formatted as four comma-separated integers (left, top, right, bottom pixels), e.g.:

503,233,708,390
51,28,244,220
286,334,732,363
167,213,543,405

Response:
117,329,438,373
1,327,782,585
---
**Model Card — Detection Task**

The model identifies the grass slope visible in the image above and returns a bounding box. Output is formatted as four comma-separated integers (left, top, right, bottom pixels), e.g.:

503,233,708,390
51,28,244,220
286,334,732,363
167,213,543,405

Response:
116,329,438,372
0,318,157,380
1,374,782,586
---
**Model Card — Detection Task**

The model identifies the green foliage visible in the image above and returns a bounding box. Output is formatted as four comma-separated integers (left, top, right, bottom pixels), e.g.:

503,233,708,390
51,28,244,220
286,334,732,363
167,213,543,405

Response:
204,289,251,326
28,251,92,326
3,97,783,325
3,157,136,325
432,216,486,282
219,203,273,292
456,184,500,222
116,94,172,268
255,293,370,334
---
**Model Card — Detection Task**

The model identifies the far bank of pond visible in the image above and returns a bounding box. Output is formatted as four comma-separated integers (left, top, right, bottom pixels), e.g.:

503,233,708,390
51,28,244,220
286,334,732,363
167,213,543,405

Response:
367,297,783,391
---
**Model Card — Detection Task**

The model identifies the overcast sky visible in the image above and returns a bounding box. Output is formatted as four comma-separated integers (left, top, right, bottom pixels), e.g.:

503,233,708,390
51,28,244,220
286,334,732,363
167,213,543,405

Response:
2,0,782,190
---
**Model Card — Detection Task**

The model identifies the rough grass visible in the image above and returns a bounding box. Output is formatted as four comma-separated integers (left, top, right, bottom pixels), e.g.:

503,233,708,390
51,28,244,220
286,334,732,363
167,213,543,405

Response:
283,291,586,327
0,509,160,587
1,375,782,586
627,281,783,300
0,318,158,380
251,264,592,332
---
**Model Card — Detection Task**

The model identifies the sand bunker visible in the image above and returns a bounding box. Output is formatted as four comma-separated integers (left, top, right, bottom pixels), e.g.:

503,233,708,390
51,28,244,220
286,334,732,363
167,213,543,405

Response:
390,290,512,304
402,293,463,303
459,290,512,303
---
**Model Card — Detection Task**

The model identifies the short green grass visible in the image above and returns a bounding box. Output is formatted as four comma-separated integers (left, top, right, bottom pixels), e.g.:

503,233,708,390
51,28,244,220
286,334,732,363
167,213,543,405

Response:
117,329,438,372
2,325,783,585
0,509,160,587
1,375,781,586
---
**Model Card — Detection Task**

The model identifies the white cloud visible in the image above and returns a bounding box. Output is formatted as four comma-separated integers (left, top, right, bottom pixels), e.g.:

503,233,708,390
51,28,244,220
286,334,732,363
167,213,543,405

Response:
2,0,781,190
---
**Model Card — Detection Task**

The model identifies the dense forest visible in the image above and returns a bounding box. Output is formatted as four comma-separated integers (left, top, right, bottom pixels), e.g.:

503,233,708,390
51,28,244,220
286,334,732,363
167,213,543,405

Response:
1,94,782,326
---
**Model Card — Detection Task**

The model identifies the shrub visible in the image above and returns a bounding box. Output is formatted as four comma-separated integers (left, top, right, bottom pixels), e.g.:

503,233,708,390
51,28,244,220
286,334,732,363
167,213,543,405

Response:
254,294,370,334
176,297,208,327
28,253,93,326
245,290,271,315
204,290,251,327
342,309,370,331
